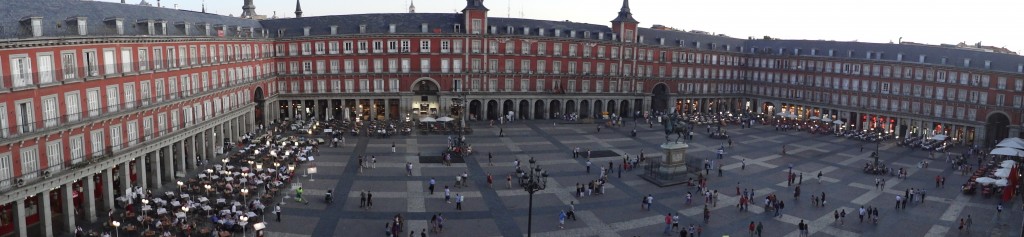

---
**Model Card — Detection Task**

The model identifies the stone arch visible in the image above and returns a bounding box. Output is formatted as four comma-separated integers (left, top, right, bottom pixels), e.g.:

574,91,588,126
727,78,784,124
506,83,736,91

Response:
607,100,617,116
620,100,630,118
253,87,265,125
549,100,562,119
503,99,515,119
411,77,441,93
593,100,603,118
487,100,499,121
651,83,669,113
469,100,482,121
986,111,1011,146
533,100,546,119
579,100,590,119
519,100,531,120
566,100,577,115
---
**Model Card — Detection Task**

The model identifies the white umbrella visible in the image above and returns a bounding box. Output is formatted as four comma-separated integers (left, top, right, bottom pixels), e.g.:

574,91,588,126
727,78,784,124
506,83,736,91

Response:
994,168,1011,178
776,112,786,116
991,147,1024,157
786,114,798,119
1002,160,1017,166
931,135,948,141
821,117,833,122
975,177,998,185
994,179,1009,187
437,116,455,122
996,139,1024,150
809,116,821,120
833,120,845,125
419,117,436,123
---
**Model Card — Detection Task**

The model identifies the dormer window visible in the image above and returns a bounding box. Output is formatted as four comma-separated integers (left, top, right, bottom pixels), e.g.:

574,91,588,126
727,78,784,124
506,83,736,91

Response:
204,24,211,36
658,38,664,45
554,30,561,37
793,48,799,55
330,25,338,35
489,26,497,34
114,19,124,35
359,24,366,33
570,31,576,38
303,26,310,36
598,32,604,40
896,53,903,61
638,35,644,43
847,50,854,58
941,57,948,65
21,17,43,37
422,23,429,33
72,17,87,36
612,33,617,41
159,21,168,35
506,26,513,34
180,22,191,36
522,27,529,35
389,24,396,33
810,49,817,56
984,60,991,69
583,31,591,39
453,24,461,33
963,58,971,67
919,55,926,63
828,49,835,57
538,28,545,36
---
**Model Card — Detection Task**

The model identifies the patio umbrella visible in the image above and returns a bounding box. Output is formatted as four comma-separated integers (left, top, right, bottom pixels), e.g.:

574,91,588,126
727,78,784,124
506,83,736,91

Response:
975,177,997,185
776,112,786,116
809,116,821,120
991,147,1024,157
994,178,1009,187
996,139,1024,150
419,117,436,123
786,114,798,119
931,135,948,141
994,168,1011,178
821,117,833,122
832,120,845,125
437,116,455,122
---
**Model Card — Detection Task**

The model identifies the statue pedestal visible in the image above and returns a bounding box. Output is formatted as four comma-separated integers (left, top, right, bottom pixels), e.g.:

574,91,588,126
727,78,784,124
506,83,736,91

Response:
640,142,693,187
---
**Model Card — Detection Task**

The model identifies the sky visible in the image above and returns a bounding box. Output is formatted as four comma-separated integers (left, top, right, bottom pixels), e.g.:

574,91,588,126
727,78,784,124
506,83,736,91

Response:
108,0,1024,53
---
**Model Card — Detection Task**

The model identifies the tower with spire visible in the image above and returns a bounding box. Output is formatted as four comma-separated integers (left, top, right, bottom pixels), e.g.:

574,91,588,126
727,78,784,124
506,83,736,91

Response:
461,0,488,34
241,0,257,18
409,0,416,13
294,0,303,18
610,0,639,42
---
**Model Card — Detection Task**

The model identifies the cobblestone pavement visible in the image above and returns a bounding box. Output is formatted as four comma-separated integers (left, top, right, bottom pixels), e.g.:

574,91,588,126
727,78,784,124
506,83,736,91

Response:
265,120,1022,237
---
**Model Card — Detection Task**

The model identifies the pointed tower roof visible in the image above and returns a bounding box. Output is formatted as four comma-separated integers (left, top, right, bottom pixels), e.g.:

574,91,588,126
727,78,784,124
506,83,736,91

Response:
611,0,638,23
462,0,489,12
294,0,303,18
241,0,257,19
409,0,416,13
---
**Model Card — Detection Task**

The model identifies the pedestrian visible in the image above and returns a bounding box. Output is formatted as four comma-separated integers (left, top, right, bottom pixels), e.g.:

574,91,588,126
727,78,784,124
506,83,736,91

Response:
366,191,373,209
559,210,567,229
455,194,463,210
748,221,755,237
364,190,372,207
839,209,846,225
444,186,451,203
392,142,396,153
965,215,972,232
568,201,577,221
429,178,436,195
372,156,377,169
755,222,763,237
859,206,865,223
488,152,493,166
275,204,281,222
487,173,493,188
663,213,673,235
296,187,308,205
506,175,512,189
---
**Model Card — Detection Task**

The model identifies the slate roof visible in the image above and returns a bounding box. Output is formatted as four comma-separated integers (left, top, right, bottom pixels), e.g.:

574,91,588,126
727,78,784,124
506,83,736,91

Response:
0,0,261,38
259,13,463,37
746,40,1024,73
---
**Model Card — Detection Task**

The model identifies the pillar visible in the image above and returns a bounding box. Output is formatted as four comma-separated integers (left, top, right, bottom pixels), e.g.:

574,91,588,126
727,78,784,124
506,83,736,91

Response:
135,156,148,191
328,100,334,120
314,100,321,120
119,161,131,197
61,183,75,233
150,152,162,189
198,132,208,164
182,139,195,170
101,168,115,212
40,190,54,237
206,129,216,161
83,175,97,222
169,145,182,180
163,147,174,185
384,99,390,120
12,199,26,237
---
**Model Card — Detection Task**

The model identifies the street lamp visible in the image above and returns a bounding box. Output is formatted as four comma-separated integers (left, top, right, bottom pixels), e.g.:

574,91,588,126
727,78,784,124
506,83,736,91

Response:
522,157,548,237
241,188,249,210
204,184,212,196
255,163,263,172
240,215,250,237
176,181,184,193
182,206,190,224
222,158,229,166
141,199,149,216
112,220,121,237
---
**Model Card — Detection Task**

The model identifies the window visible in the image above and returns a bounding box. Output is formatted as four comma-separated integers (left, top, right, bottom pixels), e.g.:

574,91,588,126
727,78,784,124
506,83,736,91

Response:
314,42,325,55
37,53,54,84
0,104,6,137
359,79,369,92
400,40,410,53
90,130,104,157
41,96,58,128
329,41,339,54
20,148,39,180
401,59,411,73
10,55,33,87
453,39,463,53
343,41,353,54
373,41,383,53
65,92,80,122
69,135,84,164
137,48,148,71
520,79,529,92
120,48,132,72
15,101,34,134
357,41,368,54
420,40,431,53
142,116,153,140
123,83,135,108
106,85,119,112
84,50,99,76
389,79,399,92
0,154,10,188
126,121,138,145
421,58,430,73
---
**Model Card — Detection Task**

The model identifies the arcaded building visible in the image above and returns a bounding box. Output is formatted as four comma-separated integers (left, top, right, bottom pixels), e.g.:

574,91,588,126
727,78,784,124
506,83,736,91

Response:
0,0,1022,236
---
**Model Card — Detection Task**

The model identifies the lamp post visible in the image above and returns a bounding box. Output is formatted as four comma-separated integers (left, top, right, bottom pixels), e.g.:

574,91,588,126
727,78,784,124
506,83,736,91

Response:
241,188,249,208
873,126,883,166
521,157,548,237
176,181,184,194
204,184,212,197
240,215,249,237
222,158,229,166
112,220,121,237
141,199,149,216
182,206,190,224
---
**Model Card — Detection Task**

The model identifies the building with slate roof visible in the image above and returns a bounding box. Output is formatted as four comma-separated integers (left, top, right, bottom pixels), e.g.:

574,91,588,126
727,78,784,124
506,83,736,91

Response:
0,0,1021,236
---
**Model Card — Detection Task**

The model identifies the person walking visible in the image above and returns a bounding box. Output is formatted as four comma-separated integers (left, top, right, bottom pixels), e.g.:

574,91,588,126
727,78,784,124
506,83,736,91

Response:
748,221,756,237
559,210,567,229
444,186,451,203
275,204,281,222
455,194,463,210
487,173,493,188
366,191,374,209
755,222,763,237
586,160,592,174
372,156,377,169
859,206,866,223
965,215,972,232
392,142,396,153
568,201,577,221
429,178,436,195
296,187,309,205
488,152,493,166
506,175,512,189
663,213,673,235
360,190,367,208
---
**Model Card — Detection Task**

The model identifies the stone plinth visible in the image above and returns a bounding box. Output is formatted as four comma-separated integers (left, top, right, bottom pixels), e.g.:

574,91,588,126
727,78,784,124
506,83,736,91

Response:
640,142,692,187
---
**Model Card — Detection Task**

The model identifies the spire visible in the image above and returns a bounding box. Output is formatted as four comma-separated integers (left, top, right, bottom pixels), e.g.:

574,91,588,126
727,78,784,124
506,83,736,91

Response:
202,0,206,13
241,0,257,19
611,0,638,23
462,0,489,12
294,0,303,18
121,0,126,3
409,0,416,13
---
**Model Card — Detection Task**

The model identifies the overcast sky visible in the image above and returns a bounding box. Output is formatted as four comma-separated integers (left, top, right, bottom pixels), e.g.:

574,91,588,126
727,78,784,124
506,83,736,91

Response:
111,0,1024,53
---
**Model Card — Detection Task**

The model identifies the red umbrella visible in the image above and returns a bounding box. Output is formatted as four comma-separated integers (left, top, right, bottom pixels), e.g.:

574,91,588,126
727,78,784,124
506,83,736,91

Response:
1001,166,1017,202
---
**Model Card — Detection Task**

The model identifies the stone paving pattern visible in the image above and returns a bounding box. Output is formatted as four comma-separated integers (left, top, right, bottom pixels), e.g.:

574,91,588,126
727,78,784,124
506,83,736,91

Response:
265,120,1022,237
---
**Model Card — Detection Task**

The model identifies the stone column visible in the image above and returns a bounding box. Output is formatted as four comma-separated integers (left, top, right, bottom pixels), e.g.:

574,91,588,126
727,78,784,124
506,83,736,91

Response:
61,183,75,233
40,190,54,237
101,169,115,212
169,145,182,179
150,152,162,189
384,99,391,120
83,175,98,222
328,100,334,120
183,138,196,170
207,129,216,162
314,100,321,120
12,199,26,237
163,146,174,184
198,132,208,164
135,156,148,191
119,161,131,197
